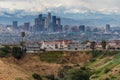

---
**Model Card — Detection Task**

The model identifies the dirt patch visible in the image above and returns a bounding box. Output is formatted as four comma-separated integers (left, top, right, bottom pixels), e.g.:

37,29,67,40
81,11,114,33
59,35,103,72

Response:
60,51,91,65
2,54,61,77
0,59,31,80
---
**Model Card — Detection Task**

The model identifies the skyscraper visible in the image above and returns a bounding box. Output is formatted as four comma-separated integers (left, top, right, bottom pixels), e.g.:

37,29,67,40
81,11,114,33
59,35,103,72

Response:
56,18,61,27
48,12,52,31
33,12,62,32
35,18,40,31
79,25,85,32
34,14,45,31
24,22,30,31
106,24,110,31
38,14,42,21
52,16,57,32
56,18,61,31
13,21,18,28
44,17,48,30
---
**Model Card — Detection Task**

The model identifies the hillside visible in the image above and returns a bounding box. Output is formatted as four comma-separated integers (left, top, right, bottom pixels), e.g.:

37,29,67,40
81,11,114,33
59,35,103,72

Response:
0,51,120,80
0,51,91,80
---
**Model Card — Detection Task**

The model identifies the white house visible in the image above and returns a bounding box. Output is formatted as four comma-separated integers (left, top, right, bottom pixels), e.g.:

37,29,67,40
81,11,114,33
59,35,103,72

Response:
41,40,72,50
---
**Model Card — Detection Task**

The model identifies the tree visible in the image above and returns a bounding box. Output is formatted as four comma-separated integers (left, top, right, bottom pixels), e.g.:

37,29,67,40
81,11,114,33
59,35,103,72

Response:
21,32,25,47
21,32,25,41
20,32,27,54
90,41,96,51
12,47,24,60
101,40,107,50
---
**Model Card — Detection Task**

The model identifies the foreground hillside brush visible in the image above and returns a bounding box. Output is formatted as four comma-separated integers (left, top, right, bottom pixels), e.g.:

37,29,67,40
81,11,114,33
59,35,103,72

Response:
12,46,25,60
0,49,119,80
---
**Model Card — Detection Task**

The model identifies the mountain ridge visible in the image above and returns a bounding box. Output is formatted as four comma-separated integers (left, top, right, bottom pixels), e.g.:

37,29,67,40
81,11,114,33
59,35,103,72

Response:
0,12,119,27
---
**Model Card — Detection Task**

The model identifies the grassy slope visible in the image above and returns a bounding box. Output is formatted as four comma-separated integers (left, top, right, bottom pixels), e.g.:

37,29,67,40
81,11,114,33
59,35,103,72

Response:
40,51,63,63
89,51,120,80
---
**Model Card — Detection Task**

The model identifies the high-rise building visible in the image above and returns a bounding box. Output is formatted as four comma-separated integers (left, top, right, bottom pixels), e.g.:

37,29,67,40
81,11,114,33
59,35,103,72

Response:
34,14,45,31
44,18,48,30
48,12,51,21
33,12,62,32
48,12,52,31
24,22,30,31
106,24,110,31
43,12,52,31
56,18,61,31
35,18,40,31
38,14,42,21
52,16,57,32
79,25,85,32
13,21,18,28
56,18,61,26
42,17,45,31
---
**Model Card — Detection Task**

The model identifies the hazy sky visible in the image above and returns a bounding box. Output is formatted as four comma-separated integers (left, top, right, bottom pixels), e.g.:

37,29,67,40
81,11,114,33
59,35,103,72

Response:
0,0,120,15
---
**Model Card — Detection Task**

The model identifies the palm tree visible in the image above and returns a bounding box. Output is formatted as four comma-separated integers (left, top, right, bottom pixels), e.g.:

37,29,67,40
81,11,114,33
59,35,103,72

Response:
21,32,26,52
21,32,25,43
101,40,107,50
101,40,108,56
90,41,96,51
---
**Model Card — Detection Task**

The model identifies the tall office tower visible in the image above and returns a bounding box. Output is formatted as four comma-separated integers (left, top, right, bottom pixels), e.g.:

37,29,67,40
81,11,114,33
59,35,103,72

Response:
48,12,51,21
34,14,44,32
38,14,42,20
42,17,45,31
38,14,43,25
44,18,48,30
13,21,18,29
48,12,52,31
106,24,110,31
45,12,52,32
56,18,61,26
79,25,85,32
56,18,61,31
24,22,30,31
35,18,41,31
52,16,57,32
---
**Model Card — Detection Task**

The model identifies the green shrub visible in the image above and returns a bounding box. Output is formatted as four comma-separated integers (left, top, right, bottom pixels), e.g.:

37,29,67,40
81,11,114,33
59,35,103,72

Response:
0,46,11,53
0,50,7,57
92,50,103,57
65,67,94,80
12,47,24,60
90,58,96,62
104,68,111,73
32,73,42,80
0,46,11,57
